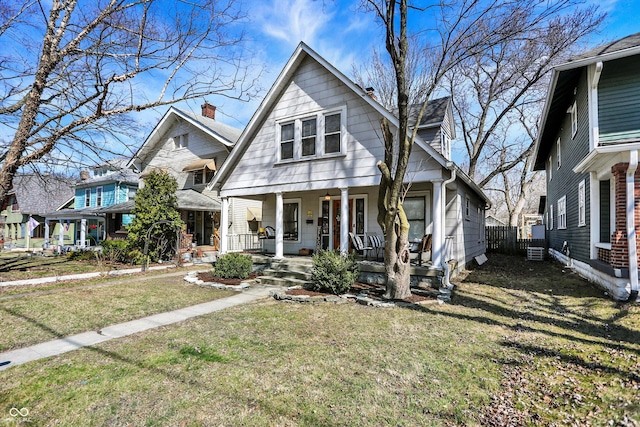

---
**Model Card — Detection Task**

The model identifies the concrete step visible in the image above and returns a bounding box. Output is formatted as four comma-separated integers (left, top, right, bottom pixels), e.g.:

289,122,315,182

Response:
258,276,312,288
267,262,313,275
262,268,311,281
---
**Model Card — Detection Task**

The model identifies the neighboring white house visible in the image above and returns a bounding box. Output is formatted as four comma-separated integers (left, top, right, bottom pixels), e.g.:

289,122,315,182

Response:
124,102,262,249
209,42,489,273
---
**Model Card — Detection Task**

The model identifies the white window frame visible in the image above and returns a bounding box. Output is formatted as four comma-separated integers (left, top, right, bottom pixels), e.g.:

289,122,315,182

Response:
465,195,471,220
558,196,567,229
96,186,103,207
84,189,91,207
570,101,577,139
557,137,561,169
548,158,552,181
283,198,301,242
578,180,586,227
174,133,189,149
276,106,347,163
441,132,451,159
549,204,554,230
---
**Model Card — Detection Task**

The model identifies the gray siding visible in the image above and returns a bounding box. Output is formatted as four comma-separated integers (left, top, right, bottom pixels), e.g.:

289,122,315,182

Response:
546,69,591,262
598,56,640,144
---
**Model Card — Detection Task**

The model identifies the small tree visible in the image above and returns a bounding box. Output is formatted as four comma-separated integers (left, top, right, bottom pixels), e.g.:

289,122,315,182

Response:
127,170,183,261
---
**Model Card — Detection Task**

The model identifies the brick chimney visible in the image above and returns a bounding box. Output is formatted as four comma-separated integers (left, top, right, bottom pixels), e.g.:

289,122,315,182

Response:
201,102,216,120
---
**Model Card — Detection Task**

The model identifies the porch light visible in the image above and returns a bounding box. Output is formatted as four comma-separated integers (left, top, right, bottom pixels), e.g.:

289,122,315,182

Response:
324,192,331,201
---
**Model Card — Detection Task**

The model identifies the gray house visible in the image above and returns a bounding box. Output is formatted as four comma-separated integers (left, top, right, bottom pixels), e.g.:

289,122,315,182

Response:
532,33,640,301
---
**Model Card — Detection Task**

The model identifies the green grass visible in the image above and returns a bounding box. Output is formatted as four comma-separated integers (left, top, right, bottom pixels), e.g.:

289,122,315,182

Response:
0,272,235,351
0,255,638,426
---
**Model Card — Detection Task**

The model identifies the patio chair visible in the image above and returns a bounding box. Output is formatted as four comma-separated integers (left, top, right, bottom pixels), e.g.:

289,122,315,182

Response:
415,234,432,266
367,234,384,260
349,232,373,259
259,226,276,239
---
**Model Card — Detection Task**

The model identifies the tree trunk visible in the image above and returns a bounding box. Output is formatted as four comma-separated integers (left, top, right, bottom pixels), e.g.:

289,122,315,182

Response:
382,203,411,300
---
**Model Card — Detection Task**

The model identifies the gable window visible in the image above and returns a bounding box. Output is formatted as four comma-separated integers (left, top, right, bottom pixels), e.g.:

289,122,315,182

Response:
301,118,317,156
280,122,294,160
175,133,189,149
557,138,561,169
578,180,586,227
324,113,341,154
441,132,451,159
277,107,346,162
283,200,300,241
96,187,103,207
85,189,91,207
558,196,567,229
570,101,577,138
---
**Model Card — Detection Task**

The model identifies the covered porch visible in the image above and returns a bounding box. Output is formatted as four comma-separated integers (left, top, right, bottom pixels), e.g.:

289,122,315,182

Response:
44,208,104,250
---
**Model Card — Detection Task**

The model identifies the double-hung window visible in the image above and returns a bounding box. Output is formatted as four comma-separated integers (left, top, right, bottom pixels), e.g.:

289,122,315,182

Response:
578,180,586,227
277,107,345,162
96,187,103,207
175,133,189,149
549,204,554,230
283,200,300,241
85,189,91,207
558,196,567,229
570,101,578,138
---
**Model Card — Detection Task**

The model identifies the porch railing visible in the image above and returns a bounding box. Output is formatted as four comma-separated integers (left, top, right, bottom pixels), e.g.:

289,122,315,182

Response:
226,233,262,252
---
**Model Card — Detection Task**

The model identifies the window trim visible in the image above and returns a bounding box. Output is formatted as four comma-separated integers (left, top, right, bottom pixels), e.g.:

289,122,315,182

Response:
275,106,347,163
283,198,301,243
578,180,586,227
96,186,103,207
174,133,189,149
558,196,567,229
465,195,471,221
570,101,577,139
84,188,91,207
548,158,552,181
557,137,561,169
549,204,554,230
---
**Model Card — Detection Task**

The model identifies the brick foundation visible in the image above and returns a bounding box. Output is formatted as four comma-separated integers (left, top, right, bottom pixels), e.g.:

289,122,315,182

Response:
610,163,640,269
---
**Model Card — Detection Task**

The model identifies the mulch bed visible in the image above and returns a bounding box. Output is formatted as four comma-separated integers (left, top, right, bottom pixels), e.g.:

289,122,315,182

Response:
286,282,434,304
196,271,258,285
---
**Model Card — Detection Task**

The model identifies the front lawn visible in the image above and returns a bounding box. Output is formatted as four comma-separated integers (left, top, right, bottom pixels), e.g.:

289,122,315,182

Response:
0,255,638,426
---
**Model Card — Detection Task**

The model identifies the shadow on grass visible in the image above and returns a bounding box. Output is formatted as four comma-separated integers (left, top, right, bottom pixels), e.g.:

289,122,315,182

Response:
0,255,68,273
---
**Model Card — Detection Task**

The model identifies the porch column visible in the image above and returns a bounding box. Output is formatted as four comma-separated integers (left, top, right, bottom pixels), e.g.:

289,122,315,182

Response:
44,221,50,248
58,220,64,248
220,197,229,254
80,219,87,248
432,180,444,268
275,192,284,259
340,187,349,254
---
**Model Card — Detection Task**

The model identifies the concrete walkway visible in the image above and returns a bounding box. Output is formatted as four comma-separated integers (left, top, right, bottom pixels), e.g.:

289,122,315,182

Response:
0,285,274,372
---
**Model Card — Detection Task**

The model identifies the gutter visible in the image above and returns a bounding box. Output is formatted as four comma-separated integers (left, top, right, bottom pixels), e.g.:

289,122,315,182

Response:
440,163,457,290
626,150,639,301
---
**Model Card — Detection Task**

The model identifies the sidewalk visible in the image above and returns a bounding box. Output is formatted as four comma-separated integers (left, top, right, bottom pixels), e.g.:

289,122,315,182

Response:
0,285,274,372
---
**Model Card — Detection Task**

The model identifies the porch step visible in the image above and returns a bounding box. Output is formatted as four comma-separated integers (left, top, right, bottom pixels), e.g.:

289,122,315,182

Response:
255,257,314,288
261,268,311,282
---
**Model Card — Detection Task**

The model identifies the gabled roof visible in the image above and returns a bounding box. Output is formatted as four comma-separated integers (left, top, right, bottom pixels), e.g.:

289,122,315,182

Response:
209,42,458,193
533,33,640,170
75,168,139,188
5,174,75,216
127,106,242,169
394,96,456,138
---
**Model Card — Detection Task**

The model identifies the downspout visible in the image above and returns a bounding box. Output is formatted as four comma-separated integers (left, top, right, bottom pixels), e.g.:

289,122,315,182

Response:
626,150,639,301
441,163,456,290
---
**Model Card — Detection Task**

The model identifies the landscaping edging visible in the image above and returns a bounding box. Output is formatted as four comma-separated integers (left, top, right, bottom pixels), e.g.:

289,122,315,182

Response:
183,271,252,291
270,286,440,308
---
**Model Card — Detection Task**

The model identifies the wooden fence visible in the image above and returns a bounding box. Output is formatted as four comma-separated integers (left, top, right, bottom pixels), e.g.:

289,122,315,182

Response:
485,226,546,255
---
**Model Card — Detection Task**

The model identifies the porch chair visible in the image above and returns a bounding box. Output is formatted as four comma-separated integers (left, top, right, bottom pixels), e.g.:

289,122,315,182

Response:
367,234,384,261
349,232,373,259
415,234,432,266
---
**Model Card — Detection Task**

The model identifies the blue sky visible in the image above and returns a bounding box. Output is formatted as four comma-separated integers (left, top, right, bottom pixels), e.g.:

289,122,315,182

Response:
172,0,640,131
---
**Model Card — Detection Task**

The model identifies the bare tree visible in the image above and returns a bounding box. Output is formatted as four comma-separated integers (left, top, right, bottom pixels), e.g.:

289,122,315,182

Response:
0,0,260,201
360,0,603,299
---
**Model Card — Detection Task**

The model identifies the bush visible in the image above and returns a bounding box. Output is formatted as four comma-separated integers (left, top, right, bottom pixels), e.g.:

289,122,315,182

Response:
311,250,359,295
214,253,253,279
100,240,128,263
126,249,146,265
66,249,96,262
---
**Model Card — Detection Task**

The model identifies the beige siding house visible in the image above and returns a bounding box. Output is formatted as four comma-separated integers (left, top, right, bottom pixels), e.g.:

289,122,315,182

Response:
126,103,262,248
209,43,488,273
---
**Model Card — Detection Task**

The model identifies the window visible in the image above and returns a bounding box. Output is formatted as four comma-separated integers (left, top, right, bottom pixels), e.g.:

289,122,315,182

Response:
127,187,137,201
548,158,552,181
549,204,554,230
465,195,471,220
404,197,425,242
325,113,341,154
85,189,91,207
283,200,299,241
96,187,103,207
557,138,561,169
9,195,19,212
570,101,577,138
558,196,567,229
280,122,294,160
174,133,189,149
441,132,451,159
277,107,345,162
578,180,586,227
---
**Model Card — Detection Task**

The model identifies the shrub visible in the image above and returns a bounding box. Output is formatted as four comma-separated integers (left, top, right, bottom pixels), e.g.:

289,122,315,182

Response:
66,249,96,262
311,250,359,295
100,240,128,263
126,249,146,265
214,253,253,279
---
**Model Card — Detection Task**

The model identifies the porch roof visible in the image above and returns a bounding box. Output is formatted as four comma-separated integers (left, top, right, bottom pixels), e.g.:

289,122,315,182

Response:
44,207,104,221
